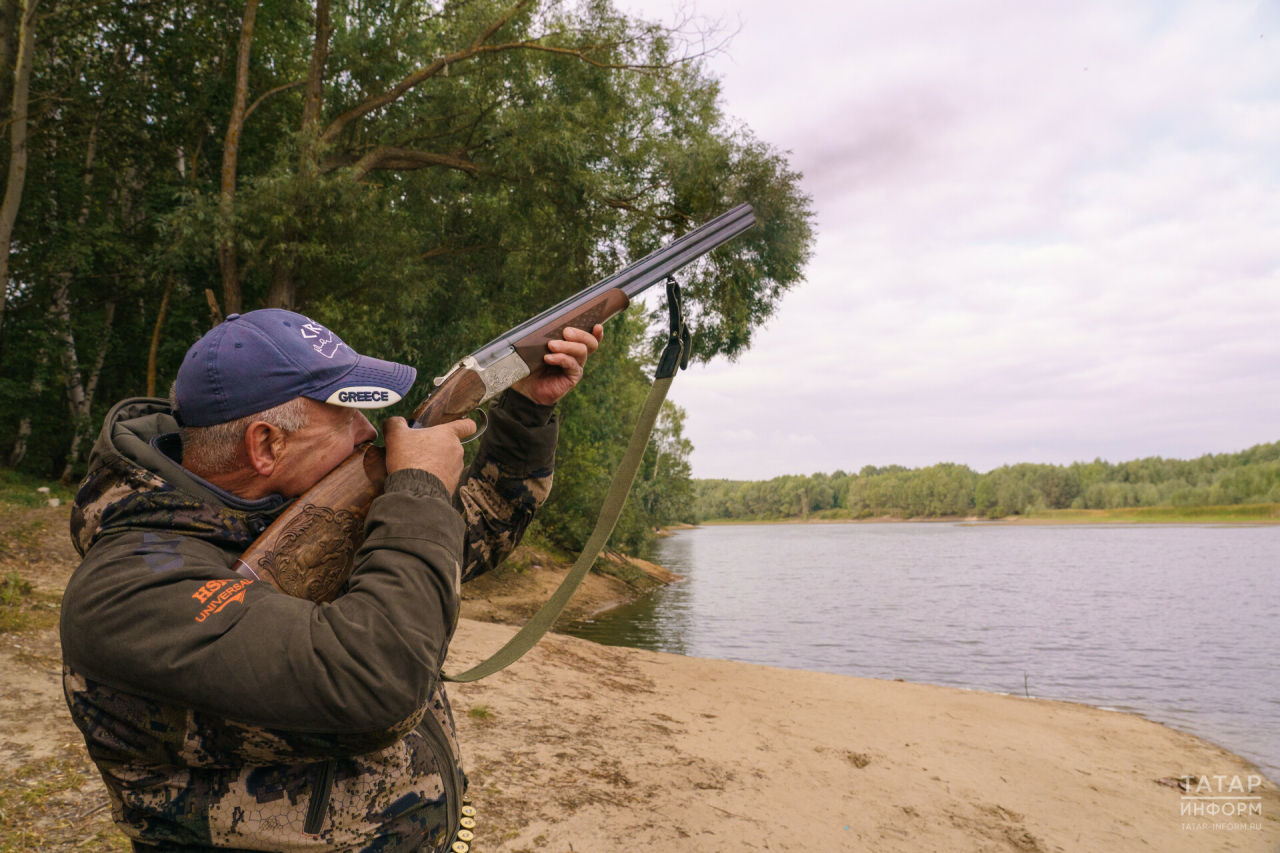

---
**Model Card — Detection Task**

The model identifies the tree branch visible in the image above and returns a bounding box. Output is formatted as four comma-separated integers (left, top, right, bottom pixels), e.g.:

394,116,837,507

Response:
420,240,503,261
327,146,479,178
243,78,305,122
320,0,534,144
322,37,671,148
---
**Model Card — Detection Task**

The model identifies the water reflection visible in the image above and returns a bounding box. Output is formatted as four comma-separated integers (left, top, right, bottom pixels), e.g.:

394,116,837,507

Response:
568,577,693,656
563,522,1280,782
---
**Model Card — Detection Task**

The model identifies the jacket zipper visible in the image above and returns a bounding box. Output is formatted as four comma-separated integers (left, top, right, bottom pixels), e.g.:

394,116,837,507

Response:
304,759,336,836
418,707,461,844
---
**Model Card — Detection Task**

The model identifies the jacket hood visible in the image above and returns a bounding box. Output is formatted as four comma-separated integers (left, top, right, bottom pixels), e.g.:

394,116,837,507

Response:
70,398,279,557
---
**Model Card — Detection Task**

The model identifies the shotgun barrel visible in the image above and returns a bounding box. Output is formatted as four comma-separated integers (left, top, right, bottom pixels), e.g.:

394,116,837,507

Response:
472,203,755,364
412,203,756,426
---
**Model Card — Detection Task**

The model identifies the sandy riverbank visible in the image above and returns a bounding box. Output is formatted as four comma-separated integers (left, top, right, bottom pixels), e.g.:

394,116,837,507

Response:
2,503,1277,852
446,620,1280,852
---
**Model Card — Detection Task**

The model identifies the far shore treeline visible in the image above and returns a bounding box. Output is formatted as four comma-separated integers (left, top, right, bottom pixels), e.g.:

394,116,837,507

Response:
694,441,1280,521
0,0,813,557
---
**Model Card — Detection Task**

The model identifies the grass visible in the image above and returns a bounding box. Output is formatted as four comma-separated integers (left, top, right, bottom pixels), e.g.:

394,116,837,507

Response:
483,530,576,579
0,755,128,853
0,572,61,634
589,554,664,590
1022,503,1280,523
0,572,32,608
0,520,47,560
0,469,75,508
467,704,491,721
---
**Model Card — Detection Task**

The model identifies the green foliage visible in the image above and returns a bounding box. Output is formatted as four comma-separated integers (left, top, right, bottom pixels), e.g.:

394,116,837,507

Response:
697,470,850,521
695,440,1280,521
0,469,75,507
0,0,813,555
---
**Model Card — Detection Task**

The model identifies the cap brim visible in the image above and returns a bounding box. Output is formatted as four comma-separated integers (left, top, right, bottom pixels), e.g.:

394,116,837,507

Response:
311,355,417,409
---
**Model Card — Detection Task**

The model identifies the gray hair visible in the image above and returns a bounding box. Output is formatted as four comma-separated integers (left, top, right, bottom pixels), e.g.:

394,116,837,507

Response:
169,384,310,475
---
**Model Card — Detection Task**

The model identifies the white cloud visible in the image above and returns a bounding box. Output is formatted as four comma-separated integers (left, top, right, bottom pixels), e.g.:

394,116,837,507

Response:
625,0,1280,478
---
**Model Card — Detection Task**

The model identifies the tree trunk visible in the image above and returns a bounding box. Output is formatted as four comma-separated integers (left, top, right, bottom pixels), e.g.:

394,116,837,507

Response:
267,261,296,310
269,0,332,311
8,345,44,466
82,300,113,412
0,0,21,121
0,0,39,340
51,103,102,483
146,274,174,397
204,287,222,326
300,0,331,134
218,0,259,318
57,292,113,484
52,277,83,481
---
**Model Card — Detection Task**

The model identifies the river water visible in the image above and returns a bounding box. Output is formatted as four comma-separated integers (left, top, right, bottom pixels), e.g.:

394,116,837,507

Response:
563,523,1280,782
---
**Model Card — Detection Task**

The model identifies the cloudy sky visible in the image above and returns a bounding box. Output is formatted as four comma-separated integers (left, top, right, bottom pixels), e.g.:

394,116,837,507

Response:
620,0,1280,480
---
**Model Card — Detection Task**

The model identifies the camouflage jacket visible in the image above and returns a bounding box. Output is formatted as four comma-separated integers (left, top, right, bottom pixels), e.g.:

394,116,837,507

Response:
60,392,556,853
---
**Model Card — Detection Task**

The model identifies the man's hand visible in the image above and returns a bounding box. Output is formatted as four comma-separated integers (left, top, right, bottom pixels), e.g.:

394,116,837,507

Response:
383,417,477,495
511,324,603,406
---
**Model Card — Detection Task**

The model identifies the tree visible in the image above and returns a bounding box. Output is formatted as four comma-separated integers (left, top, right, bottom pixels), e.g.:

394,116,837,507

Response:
0,0,38,339
0,0,814,558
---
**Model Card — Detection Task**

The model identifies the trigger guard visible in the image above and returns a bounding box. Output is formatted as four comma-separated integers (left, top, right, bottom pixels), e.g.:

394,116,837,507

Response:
461,408,489,445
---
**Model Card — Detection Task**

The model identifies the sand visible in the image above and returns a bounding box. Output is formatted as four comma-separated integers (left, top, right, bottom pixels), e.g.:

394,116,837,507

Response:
447,619,1280,853
3,502,1278,852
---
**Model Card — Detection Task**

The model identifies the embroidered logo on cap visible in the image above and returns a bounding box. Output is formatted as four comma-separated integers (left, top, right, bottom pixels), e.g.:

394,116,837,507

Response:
299,322,345,359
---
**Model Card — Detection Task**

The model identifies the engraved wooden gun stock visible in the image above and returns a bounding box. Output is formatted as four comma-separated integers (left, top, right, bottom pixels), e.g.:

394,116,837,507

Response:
233,204,757,601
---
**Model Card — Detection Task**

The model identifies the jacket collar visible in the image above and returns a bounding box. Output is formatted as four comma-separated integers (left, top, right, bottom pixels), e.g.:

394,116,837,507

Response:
70,398,289,557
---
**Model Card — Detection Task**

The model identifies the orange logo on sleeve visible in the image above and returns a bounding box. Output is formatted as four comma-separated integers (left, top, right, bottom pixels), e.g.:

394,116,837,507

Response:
192,578,254,622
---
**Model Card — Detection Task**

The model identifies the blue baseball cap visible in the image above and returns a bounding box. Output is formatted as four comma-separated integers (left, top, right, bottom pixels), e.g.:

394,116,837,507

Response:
173,309,416,427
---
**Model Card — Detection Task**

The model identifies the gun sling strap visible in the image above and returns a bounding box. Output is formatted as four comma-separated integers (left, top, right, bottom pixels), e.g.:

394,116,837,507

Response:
444,277,692,683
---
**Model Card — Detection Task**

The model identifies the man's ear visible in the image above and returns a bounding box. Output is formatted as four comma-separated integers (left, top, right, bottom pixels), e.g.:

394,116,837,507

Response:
244,421,287,477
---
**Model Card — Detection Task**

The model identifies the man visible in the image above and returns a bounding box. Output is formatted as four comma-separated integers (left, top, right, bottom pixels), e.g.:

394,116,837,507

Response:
60,308,602,852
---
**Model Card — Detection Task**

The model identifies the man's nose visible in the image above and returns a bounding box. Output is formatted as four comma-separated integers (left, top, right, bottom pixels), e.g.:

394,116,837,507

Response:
354,412,378,445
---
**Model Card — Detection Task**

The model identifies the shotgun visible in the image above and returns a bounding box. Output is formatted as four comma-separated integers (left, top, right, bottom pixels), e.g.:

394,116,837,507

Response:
233,204,756,602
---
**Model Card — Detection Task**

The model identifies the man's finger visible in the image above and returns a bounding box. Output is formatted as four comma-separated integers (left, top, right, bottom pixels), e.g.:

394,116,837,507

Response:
544,352,588,375
563,326,601,354
445,418,478,438
383,416,408,434
548,340,590,365
544,352,584,373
